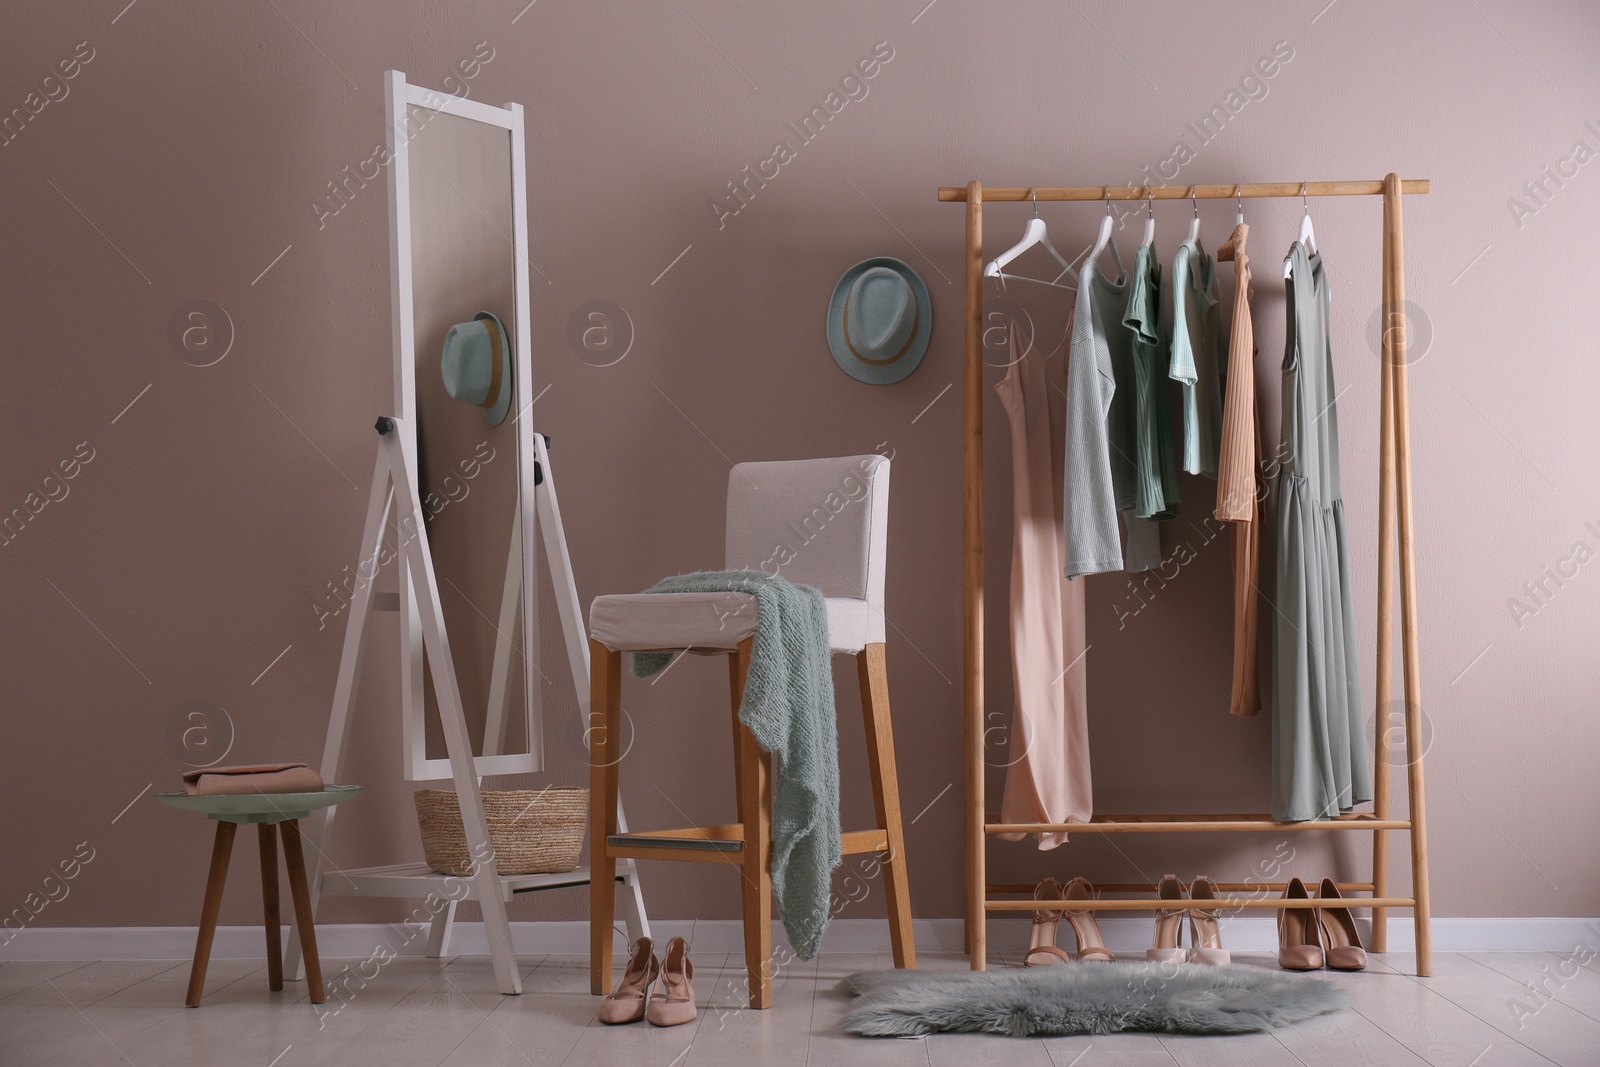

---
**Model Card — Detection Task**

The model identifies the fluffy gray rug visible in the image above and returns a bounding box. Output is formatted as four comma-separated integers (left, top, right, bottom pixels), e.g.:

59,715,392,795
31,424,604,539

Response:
838,963,1349,1037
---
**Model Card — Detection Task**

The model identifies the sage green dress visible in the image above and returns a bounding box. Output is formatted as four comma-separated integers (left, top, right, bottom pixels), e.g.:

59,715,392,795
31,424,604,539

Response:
1273,242,1371,823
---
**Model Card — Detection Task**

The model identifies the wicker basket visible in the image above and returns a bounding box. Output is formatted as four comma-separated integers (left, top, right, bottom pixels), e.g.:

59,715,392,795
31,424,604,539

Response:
414,788,587,877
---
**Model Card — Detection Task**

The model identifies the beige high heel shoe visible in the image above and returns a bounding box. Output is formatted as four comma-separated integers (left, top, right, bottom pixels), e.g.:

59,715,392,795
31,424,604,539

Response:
646,936,697,1027
1278,877,1324,970
1024,877,1071,966
1316,878,1368,971
1147,874,1186,963
1061,877,1116,963
1186,876,1230,965
598,936,658,1024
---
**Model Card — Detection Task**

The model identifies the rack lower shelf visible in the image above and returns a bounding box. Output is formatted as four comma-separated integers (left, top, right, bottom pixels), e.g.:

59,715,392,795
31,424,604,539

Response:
986,813,1410,834
984,896,1415,912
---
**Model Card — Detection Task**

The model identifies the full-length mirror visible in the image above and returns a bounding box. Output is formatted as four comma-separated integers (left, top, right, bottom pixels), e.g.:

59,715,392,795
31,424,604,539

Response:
386,72,541,778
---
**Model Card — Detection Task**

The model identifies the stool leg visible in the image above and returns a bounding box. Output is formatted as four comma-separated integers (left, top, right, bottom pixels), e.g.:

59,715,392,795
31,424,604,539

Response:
185,820,237,1007
731,638,772,1009
857,643,916,969
729,652,745,825
258,824,283,992
279,820,325,1004
589,639,621,996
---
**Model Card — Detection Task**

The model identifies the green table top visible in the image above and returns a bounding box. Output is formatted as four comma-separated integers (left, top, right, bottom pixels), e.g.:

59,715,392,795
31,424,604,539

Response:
157,784,363,824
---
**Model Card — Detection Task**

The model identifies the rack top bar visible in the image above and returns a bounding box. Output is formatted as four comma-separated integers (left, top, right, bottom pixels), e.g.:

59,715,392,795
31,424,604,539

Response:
937,179,1430,202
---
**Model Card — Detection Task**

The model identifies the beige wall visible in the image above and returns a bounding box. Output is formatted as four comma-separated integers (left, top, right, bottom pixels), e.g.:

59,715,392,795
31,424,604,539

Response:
4,0,1598,938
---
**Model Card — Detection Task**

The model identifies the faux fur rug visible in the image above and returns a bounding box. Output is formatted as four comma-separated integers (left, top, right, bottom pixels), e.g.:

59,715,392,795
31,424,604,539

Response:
838,963,1349,1037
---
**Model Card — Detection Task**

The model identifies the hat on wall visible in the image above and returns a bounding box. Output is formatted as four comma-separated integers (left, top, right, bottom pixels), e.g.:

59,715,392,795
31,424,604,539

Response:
826,257,932,385
440,311,513,425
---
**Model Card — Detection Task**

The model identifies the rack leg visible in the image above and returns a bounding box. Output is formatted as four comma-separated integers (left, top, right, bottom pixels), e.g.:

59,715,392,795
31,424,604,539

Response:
961,179,987,971
1384,173,1431,977
1371,176,1400,957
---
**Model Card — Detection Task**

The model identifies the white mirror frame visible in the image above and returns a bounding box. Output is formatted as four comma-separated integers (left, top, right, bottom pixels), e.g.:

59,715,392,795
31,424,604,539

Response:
385,70,542,780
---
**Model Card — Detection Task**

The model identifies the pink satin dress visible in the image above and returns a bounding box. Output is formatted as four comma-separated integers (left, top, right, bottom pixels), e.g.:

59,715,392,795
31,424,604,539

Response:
996,320,1093,849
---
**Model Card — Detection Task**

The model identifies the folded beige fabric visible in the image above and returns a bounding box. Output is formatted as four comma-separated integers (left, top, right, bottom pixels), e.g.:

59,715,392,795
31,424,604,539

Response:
182,763,325,796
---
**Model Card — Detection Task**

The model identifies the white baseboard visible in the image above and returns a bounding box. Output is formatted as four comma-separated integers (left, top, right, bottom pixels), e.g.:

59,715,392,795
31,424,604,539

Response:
5,916,1598,962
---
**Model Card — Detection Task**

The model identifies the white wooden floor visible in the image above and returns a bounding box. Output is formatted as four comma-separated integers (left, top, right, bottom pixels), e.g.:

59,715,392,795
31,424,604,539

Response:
2,950,1596,1066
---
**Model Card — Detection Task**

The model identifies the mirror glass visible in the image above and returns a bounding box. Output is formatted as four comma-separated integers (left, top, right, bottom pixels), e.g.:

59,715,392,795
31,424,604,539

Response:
403,104,536,770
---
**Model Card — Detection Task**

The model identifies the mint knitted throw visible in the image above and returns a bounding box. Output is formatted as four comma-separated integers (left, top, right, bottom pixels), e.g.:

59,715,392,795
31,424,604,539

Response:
631,569,842,959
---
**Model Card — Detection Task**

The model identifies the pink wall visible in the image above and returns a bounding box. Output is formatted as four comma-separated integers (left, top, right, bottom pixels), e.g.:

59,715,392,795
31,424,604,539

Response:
4,0,1598,938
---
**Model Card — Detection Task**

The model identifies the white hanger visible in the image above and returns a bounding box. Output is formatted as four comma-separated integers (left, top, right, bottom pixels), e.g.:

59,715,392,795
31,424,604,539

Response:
1234,184,1245,226
1284,182,1317,279
1085,186,1125,280
1187,185,1202,243
984,189,1077,290
1141,185,1156,248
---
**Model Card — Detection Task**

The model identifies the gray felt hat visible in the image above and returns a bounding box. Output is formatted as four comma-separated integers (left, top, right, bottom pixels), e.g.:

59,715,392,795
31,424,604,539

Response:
440,311,513,425
826,257,931,385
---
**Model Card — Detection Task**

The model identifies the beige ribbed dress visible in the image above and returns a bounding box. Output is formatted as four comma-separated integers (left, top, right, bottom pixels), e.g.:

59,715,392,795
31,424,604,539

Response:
996,321,1092,849
1215,223,1262,718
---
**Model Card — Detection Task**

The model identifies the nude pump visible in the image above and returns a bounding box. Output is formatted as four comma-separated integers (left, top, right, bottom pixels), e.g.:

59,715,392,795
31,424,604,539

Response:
646,936,697,1027
598,937,658,1024
1278,877,1324,970
1316,878,1368,971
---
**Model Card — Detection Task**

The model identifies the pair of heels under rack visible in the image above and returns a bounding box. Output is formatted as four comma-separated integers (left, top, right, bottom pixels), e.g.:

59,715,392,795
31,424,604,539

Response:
1026,876,1116,965
1279,877,1367,971
1149,874,1230,965
1025,875,1229,967
598,936,697,1027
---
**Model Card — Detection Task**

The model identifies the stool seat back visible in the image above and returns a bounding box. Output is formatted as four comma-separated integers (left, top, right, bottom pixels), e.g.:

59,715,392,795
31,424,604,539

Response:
723,456,889,648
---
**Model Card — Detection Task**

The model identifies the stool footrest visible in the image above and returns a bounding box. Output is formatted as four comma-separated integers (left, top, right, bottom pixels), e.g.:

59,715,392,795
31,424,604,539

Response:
604,825,890,859
608,832,742,853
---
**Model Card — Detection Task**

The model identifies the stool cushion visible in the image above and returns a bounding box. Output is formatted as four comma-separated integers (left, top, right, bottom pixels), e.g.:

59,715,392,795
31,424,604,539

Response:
590,592,872,655
590,592,757,653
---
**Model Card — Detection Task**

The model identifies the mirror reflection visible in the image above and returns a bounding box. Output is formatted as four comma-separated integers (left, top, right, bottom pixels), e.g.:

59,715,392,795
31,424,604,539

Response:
405,107,534,766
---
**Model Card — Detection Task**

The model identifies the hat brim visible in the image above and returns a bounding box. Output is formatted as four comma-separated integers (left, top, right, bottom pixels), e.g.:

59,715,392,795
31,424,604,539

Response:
825,257,932,385
474,311,514,425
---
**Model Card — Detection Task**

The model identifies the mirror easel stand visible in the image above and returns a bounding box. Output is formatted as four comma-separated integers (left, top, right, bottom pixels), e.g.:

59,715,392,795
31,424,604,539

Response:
277,71,651,996
282,422,649,996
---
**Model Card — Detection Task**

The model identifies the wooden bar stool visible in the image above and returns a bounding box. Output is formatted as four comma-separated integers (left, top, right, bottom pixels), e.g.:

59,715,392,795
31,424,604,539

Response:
587,455,915,1009
159,785,361,1006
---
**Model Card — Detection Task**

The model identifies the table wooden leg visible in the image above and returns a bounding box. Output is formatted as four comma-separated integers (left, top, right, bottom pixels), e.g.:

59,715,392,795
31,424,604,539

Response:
279,820,325,1004
258,824,283,992
186,820,237,1008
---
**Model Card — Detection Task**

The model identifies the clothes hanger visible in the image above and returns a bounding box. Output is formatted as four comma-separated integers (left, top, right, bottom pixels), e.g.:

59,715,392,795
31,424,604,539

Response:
1085,186,1126,282
984,188,1078,290
1141,185,1156,248
1284,182,1317,278
1217,185,1246,264
1187,185,1202,244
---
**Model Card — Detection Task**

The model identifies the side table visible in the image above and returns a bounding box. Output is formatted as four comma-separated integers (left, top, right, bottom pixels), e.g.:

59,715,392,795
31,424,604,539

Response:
158,785,362,1007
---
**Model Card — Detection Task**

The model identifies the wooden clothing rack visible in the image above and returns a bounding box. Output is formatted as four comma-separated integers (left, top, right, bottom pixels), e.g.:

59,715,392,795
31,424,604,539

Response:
938,175,1436,976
